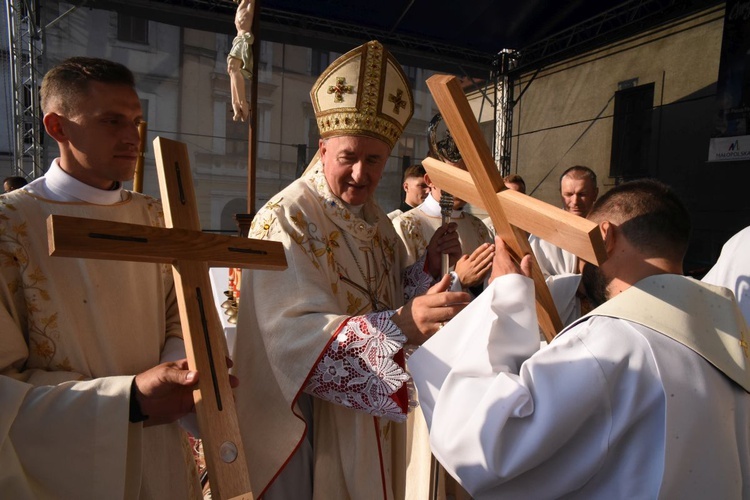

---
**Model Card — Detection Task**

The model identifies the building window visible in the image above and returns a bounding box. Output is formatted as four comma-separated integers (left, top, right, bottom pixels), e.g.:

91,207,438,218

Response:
311,49,330,76
118,15,149,45
403,65,418,89
397,133,416,160
609,83,655,180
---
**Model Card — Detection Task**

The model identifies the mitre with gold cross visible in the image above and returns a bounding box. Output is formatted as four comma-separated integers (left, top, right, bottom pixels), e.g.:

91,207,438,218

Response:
422,74,608,342
310,40,413,150
46,137,287,500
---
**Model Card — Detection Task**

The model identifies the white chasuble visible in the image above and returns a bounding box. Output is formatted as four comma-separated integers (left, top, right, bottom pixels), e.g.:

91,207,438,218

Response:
703,225,750,324
234,166,422,499
0,189,199,499
528,234,578,277
409,273,750,499
528,235,583,325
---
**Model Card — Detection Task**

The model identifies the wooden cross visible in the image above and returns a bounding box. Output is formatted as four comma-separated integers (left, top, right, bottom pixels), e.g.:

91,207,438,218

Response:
423,74,607,342
46,137,287,500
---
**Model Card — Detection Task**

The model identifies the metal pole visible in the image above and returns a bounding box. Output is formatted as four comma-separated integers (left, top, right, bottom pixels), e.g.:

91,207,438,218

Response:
6,0,44,179
494,49,518,178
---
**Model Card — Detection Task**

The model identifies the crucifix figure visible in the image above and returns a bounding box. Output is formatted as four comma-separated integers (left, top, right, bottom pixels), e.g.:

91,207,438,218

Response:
47,137,287,500
227,0,257,122
422,74,607,342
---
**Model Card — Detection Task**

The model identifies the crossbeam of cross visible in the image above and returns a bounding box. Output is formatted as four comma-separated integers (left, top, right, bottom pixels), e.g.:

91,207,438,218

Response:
47,137,287,500
424,74,607,342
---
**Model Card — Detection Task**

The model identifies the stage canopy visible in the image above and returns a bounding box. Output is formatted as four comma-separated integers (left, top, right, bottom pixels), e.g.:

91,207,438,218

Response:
91,0,720,78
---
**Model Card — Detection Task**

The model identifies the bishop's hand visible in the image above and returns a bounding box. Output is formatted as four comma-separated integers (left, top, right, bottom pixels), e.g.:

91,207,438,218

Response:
391,274,470,345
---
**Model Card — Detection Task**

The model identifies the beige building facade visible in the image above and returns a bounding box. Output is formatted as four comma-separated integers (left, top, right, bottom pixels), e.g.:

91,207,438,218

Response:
470,5,750,269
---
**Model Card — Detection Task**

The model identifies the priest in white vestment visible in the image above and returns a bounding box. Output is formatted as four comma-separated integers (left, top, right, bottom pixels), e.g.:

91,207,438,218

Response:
703,225,750,323
387,164,429,220
233,41,470,500
529,165,600,325
409,179,750,499
393,159,494,297
0,57,201,499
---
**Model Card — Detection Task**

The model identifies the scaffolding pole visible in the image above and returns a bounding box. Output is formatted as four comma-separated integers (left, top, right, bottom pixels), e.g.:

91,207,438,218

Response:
5,0,44,180
493,49,518,178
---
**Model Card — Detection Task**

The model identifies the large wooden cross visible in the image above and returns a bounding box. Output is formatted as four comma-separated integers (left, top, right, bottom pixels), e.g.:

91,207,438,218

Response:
46,137,287,500
423,75,607,342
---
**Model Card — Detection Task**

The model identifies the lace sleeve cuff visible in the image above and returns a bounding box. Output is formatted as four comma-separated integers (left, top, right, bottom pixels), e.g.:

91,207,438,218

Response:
403,253,434,300
304,310,413,422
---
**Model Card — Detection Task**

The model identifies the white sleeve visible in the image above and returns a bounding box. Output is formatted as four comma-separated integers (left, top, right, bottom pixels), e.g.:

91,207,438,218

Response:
408,275,612,498
546,273,582,326
702,226,750,324
1,375,139,499
408,274,539,428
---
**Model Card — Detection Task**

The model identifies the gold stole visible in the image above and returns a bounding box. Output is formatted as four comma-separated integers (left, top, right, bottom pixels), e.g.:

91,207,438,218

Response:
574,274,750,392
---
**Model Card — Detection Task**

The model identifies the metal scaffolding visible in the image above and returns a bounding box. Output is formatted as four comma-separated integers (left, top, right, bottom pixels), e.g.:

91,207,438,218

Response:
514,0,720,72
5,0,709,181
493,49,518,177
5,0,44,180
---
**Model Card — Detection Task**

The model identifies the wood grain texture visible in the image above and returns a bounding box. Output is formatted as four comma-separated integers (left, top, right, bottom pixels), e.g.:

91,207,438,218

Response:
422,157,606,266
426,75,573,341
153,137,255,499
47,214,286,270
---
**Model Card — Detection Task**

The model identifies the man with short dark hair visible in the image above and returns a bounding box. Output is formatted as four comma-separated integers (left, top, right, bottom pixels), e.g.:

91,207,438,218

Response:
388,164,429,219
559,165,598,217
484,174,527,236
0,57,202,498
393,158,494,294
2,176,27,193
410,179,750,498
503,173,526,194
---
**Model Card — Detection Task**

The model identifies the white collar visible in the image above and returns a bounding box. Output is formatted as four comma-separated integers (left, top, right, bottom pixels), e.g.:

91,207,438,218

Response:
420,193,463,218
26,159,125,204
341,200,364,217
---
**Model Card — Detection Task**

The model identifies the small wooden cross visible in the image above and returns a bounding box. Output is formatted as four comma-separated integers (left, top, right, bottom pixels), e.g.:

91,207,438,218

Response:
327,76,354,102
423,74,607,342
47,137,287,500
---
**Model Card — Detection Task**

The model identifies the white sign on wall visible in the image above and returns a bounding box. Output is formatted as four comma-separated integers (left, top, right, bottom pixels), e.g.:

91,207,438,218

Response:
708,135,750,162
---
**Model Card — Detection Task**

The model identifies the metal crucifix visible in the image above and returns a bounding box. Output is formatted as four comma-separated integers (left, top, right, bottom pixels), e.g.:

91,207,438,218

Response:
423,74,607,342
46,137,287,499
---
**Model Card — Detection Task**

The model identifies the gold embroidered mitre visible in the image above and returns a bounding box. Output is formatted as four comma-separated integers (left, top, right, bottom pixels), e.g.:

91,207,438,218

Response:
310,40,414,150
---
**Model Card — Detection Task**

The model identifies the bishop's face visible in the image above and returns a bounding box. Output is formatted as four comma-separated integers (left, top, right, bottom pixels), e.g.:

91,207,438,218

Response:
320,135,391,206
